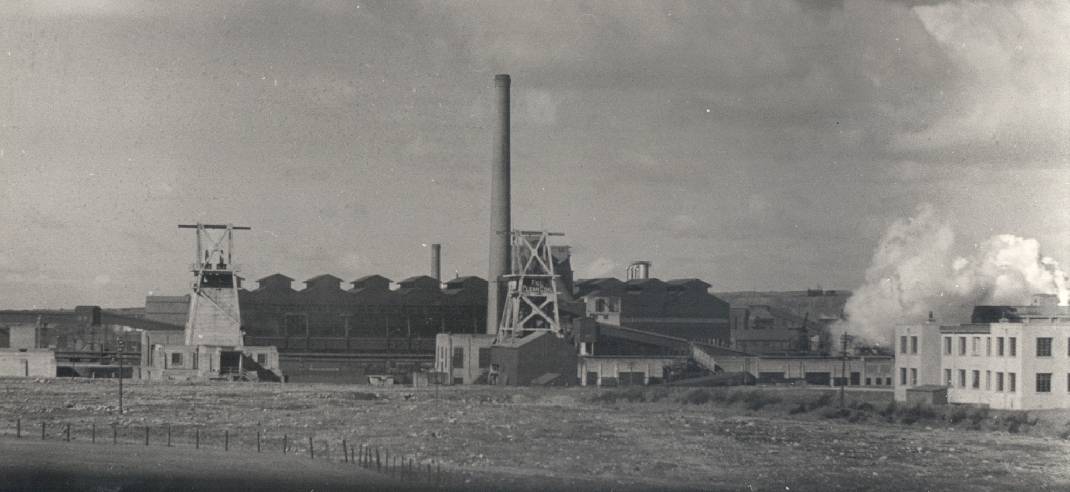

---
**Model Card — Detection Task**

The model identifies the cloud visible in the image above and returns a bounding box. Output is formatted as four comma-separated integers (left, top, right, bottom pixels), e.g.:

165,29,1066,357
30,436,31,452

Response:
21,0,160,17
579,257,619,279
894,1,1070,163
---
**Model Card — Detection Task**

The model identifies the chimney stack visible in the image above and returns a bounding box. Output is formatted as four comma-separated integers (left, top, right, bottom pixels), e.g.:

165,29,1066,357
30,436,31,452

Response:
430,243,442,281
487,74,511,335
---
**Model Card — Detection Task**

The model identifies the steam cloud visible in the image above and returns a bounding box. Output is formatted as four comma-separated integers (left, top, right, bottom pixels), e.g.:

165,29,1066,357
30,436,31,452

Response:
835,204,1069,346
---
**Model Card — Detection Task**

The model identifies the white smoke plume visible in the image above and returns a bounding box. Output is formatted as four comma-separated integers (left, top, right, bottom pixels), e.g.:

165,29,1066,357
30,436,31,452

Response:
835,204,1069,347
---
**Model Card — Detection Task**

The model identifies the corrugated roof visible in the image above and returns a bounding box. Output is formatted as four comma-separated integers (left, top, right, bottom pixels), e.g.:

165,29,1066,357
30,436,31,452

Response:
305,274,343,284
352,274,391,284
257,273,294,282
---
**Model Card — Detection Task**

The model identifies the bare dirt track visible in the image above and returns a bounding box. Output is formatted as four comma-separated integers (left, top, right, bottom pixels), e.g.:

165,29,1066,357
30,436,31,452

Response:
0,439,412,492
1,378,1069,491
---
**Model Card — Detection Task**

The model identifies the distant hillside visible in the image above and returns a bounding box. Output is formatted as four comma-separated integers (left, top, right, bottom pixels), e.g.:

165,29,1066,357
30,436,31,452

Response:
714,289,850,322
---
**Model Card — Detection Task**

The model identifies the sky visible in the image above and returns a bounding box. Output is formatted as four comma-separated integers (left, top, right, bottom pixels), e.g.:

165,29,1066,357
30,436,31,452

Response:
1,0,1068,309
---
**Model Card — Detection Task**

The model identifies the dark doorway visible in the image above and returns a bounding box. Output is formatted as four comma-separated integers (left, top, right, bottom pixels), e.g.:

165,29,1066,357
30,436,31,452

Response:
221,351,241,375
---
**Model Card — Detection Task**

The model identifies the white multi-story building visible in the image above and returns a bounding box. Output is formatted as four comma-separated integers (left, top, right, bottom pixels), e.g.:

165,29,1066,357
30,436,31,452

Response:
895,297,1070,410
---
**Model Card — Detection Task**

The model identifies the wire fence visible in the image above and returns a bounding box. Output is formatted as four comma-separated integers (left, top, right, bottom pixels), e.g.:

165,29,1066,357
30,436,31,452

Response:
4,417,462,488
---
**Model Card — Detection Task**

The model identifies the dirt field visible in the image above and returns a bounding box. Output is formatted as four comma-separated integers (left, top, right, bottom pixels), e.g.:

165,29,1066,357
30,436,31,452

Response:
1,378,1069,491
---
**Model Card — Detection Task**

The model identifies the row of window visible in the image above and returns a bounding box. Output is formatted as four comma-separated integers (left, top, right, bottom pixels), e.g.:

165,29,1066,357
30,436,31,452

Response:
899,335,919,354
942,336,1020,357
940,369,1070,394
943,368,1016,392
167,352,267,368
940,335,1070,358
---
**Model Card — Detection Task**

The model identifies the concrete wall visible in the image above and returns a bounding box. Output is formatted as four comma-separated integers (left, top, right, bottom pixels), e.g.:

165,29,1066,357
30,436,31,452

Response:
0,349,56,377
186,287,242,346
435,333,495,384
490,331,577,386
577,356,684,386
718,354,893,387
894,323,943,401
938,322,1070,410
8,325,38,350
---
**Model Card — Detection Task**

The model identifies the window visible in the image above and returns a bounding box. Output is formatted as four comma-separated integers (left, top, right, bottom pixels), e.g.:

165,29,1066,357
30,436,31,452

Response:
986,337,991,356
866,378,872,385
997,337,1005,356
996,372,1004,391
256,353,266,365
972,370,980,389
170,352,183,367
1037,337,1052,357
944,369,952,385
959,337,967,356
958,369,966,387
944,337,952,355
478,348,491,368
595,298,607,313
972,337,980,356
900,367,907,385
1009,372,1016,392
452,347,464,368
1009,337,1017,357
985,370,991,390
885,377,892,386
1036,373,1052,393
900,336,908,354
910,368,917,386
910,336,918,354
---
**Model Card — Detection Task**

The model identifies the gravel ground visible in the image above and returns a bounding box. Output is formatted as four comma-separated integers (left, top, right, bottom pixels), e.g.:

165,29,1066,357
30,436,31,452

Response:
0,378,1068,491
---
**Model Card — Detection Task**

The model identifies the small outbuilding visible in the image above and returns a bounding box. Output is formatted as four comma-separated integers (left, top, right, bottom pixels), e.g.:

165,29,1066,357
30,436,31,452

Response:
905,384,948,405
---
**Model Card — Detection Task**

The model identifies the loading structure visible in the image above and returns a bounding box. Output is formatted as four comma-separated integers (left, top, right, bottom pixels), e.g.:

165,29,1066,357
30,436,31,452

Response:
495,230,566,341
145,224,282,382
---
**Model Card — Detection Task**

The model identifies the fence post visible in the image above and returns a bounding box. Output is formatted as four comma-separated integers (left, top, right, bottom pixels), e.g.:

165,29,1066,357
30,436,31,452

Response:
308,436,314,459
16,418,20,439
283,434,287,454
195,428,200,449
225,430,229,451
385,450,390,474
91,423,95,443
144,426,149,446
167,424,172,447
41,422,45,440
376,448,381,472
257,431,261,453
65,423,70,442
113,424,117,445
325,441,329,460
342,438,348,463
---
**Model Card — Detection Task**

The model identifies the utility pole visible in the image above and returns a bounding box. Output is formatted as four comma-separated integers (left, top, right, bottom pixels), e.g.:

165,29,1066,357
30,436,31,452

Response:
839,332,849,408
117,335,125,414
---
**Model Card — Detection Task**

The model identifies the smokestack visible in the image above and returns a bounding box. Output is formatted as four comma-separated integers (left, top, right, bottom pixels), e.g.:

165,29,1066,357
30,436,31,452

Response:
487,74,511,335
430,243,441,281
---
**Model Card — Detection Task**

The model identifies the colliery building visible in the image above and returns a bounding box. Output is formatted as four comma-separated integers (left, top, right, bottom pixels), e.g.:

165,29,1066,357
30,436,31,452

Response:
145,274,489,354
146,272,732,353
895,294,1070,410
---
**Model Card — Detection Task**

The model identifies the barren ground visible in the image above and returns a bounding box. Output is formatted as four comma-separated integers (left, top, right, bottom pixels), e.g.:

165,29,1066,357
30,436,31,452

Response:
1,378,1069,491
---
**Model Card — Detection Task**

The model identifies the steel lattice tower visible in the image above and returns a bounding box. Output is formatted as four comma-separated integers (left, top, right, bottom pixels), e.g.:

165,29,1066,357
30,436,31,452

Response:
496,230,565,341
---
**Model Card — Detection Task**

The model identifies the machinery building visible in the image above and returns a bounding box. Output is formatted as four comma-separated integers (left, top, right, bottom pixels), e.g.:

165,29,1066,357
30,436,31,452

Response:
716,353,894,387
575,275,731,344
719,289,845,353
895,295,1070,409
0,323,56,377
